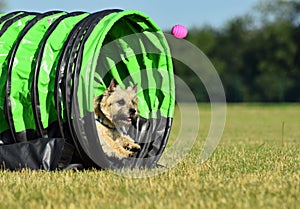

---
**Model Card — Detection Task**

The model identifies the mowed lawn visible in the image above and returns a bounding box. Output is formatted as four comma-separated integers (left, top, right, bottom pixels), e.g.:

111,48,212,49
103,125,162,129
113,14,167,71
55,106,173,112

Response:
0,104,299,209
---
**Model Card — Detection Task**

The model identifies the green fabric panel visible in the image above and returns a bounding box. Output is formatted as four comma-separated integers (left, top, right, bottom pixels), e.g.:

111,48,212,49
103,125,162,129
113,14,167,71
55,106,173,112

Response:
78,12,120,117
81,10,174,119
142,32,175,118
10,12,66,132
113,32,174,119
135,31,175,119
0,14,36,133
97,12,174,119
37,13,88,129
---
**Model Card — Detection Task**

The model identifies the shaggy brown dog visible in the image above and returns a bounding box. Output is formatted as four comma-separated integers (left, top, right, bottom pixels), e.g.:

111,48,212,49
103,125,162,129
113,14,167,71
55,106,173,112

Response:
94,79,140,159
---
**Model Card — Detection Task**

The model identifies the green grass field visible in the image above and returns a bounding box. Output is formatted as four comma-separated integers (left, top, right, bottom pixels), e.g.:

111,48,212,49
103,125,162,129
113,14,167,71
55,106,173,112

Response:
0,104,299,209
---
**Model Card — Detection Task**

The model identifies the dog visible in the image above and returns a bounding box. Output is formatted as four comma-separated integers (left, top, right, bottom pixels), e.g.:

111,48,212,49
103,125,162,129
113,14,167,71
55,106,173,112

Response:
94,79,141,159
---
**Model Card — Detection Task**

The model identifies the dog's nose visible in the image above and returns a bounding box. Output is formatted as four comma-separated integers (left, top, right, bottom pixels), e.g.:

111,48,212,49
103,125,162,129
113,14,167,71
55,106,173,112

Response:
129,108,136,115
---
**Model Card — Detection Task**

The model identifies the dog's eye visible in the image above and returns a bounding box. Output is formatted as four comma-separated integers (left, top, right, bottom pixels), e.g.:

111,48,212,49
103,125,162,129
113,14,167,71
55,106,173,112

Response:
117,99,125,106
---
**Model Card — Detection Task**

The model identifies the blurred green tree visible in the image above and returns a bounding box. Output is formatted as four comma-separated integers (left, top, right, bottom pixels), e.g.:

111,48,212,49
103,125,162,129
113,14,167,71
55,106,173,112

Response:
173,0,300,102
254,0,300,25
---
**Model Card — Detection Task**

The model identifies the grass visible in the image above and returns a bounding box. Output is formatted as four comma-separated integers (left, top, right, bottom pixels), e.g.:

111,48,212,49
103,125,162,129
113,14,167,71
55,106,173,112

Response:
0,104,299,209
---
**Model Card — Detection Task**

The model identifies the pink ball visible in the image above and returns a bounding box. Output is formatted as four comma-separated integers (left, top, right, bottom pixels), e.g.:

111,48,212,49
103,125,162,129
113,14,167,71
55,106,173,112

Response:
171,24,188,39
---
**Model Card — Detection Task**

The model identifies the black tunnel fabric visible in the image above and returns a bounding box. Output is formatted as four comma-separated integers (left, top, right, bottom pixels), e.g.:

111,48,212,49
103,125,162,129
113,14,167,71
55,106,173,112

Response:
0,9,175,170
0,138,65,171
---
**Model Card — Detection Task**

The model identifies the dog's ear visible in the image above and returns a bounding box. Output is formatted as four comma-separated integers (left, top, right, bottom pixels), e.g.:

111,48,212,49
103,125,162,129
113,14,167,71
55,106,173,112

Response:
132,83,138,93
108,78,118,92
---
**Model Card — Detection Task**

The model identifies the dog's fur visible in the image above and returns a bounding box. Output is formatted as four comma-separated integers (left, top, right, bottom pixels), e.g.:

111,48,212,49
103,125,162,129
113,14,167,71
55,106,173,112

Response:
94,79,140,159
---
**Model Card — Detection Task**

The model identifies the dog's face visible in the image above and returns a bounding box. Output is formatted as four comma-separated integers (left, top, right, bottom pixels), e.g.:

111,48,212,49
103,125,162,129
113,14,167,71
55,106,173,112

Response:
97,79,138,129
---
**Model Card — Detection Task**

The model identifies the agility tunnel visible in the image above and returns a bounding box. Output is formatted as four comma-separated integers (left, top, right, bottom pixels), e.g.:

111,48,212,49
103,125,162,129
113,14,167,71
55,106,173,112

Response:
0,10,175,170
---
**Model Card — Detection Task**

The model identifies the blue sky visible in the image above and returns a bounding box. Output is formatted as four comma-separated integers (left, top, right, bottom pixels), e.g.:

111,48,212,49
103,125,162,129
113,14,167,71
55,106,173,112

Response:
6,0,259,30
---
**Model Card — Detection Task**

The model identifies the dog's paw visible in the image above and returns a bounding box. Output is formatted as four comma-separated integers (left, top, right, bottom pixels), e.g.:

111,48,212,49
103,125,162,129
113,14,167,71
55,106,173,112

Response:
114,148,135,159
119,135,141,151
125,141,141,151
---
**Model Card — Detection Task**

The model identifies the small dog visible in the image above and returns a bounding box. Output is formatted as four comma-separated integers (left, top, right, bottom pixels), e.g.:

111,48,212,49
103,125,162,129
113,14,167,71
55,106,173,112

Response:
94,79,141,159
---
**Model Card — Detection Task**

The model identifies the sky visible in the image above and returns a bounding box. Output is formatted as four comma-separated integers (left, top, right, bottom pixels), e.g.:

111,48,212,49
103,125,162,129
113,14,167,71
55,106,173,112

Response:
5,0,259,30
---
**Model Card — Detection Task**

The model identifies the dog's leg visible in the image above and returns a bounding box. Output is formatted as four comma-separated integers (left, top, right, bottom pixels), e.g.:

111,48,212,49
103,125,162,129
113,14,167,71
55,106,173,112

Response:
116,134,141,150
96,122,134,159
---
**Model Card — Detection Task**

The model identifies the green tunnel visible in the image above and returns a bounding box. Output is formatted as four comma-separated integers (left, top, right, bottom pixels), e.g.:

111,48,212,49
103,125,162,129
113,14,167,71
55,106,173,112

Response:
0,10,175,169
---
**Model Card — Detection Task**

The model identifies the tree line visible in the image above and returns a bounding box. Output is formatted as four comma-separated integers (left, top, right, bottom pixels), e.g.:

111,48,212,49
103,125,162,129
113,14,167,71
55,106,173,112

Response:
173,0,300,102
